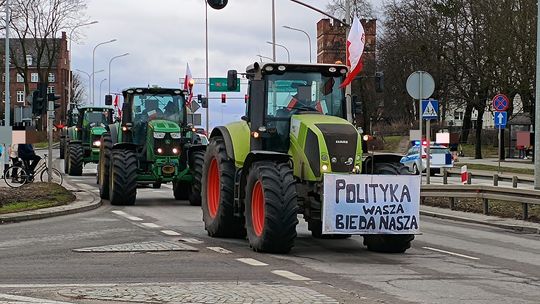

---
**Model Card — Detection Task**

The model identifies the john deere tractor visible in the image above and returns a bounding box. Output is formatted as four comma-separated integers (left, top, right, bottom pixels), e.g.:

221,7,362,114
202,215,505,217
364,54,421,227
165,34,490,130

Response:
63,107,115,176
195,62,419,254
98,87,204,205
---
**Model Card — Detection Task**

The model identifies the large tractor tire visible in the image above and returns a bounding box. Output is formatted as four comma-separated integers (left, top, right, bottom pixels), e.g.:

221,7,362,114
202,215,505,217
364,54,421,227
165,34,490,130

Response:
173,181,190,200
109,149,138,205
188,150,205,206
244,161,298,253
201,137,245,238
98,134,112,199
67,144,83,176
363,162,415,253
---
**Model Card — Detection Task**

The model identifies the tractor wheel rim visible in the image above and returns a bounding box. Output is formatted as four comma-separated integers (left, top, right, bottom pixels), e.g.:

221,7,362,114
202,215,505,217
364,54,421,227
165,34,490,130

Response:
207,158,220,218
251,180,265,237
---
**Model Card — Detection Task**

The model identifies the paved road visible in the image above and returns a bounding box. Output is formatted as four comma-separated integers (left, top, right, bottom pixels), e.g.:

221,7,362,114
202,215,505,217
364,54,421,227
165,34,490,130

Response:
0,151,538,303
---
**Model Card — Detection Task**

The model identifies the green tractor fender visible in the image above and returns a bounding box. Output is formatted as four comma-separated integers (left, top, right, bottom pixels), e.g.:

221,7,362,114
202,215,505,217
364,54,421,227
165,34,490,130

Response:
210,121,251,168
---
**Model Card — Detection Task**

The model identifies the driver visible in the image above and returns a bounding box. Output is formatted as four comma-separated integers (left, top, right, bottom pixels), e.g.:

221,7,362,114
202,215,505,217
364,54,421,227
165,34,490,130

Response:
142,98,163,120
286,84,323,113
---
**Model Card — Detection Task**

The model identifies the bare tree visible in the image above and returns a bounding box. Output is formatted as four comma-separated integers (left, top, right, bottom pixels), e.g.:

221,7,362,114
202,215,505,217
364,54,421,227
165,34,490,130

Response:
71,72,85,106
326,0,374,20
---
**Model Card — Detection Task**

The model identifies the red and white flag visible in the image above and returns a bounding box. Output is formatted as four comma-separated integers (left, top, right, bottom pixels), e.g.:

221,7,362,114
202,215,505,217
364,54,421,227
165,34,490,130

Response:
113,95,122,119
340,17,365,88
183,63,194,107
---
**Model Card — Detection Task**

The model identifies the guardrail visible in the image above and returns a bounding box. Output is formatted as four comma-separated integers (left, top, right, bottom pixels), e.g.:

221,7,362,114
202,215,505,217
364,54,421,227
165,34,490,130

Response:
421,184,539,220
444,170,533,187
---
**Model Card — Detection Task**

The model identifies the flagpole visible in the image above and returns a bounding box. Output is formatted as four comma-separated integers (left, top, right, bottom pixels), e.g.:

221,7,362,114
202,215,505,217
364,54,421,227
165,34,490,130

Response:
345,1,352,122
205,1,210,132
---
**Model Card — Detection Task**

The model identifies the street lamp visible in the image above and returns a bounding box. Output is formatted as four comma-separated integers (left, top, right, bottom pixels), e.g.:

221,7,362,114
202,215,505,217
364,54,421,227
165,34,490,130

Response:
266,41,290,62
98,78,107,105
283,25,312,63
108,53,129,94
92,39,117,104
256,54,274,62
68,21,98,113
76,69,103,105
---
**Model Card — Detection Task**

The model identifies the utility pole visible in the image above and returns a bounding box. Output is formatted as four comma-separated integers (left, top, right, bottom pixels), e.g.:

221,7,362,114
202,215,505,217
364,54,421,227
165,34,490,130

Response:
272,0,276,62
3,0,12,175
345,0,352,122
535,0,540,189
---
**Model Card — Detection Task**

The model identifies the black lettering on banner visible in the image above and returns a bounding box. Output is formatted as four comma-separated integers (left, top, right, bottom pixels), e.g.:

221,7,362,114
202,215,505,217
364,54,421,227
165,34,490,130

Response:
346,184,355,203
379,183,389,201
379,215,419,230
355,184,365,203
390,184,399,202
396,204,404,214
368,183,378,203
400,184,411,203
336,179,346,204
347,215,358,229
336,214,344,229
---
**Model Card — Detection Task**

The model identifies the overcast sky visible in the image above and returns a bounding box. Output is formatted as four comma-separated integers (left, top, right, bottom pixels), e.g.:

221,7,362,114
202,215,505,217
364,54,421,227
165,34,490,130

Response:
72,0,380,129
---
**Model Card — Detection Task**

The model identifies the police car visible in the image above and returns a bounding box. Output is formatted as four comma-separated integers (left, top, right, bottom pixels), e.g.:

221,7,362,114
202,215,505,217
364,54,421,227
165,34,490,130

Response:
400,141,454,175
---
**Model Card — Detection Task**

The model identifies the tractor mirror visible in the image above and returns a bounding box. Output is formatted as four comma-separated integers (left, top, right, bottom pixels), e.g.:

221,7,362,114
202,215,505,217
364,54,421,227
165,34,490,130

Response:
227,70,238,91
105,94,113,106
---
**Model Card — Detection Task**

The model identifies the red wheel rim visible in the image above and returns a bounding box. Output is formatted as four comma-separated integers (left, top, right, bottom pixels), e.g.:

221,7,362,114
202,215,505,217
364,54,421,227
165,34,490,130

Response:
251,180,265,237
207,158,220,218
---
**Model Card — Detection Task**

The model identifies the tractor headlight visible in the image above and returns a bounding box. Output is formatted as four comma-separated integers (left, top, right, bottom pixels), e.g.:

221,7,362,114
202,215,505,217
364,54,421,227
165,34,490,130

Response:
93,140,101,147
170,132,181,139
172,148,179,154
321,164,329,172
154,132,166,139
157,148,163,154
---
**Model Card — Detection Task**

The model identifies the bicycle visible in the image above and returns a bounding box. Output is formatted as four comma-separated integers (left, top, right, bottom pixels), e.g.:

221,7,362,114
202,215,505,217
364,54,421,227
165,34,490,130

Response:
3,154,63,188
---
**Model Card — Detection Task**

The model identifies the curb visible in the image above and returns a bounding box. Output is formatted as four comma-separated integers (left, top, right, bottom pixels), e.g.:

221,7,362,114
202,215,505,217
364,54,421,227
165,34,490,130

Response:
420,210,540,234
0,188,102,224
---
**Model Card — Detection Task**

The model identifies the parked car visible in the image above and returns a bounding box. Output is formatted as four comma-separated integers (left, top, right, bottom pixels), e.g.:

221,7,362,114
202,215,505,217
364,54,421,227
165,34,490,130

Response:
193,133,209,145
400,143,454,175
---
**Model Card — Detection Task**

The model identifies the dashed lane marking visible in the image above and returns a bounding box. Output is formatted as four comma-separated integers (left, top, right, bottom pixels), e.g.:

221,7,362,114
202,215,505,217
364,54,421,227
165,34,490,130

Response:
141,223,161,228
178,237,203,244
161,230,182,236
111,210,127,216
271,270,311,281
423,246,480,260
0,293,74,303
125,215,143,221
236,258,268,266
111,210,142,221
207,247,232,254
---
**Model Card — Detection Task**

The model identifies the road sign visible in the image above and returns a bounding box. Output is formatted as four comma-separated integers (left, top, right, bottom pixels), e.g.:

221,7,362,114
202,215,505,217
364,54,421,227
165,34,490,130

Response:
209,77,240,92
492,94,509,112
406,71,435,99
189,101,201,113
421,99,438,120
494,111,507,129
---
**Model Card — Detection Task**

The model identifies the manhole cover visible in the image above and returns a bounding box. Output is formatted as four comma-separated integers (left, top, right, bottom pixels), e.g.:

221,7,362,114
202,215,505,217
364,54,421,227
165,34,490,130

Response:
73,241,198,253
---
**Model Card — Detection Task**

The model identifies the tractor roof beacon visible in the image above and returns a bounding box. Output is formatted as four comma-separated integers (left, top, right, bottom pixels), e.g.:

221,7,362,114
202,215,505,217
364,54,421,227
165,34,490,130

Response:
97,87,207,206
199,62,417,254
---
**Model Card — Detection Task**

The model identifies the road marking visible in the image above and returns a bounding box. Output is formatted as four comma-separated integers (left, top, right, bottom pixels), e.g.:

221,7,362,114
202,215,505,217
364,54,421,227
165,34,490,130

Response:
178,237,203,244
207,247,232,254
125,216,143,221
271,270,311,281
141,223,161,228
111,210,142,221
161,230,182,236
236,258,268,266
111,210,127,216
0,293,74,303
422,246,479,260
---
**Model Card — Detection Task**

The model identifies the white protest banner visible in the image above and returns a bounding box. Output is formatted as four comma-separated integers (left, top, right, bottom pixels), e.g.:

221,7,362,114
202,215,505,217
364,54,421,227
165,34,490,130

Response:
322,174,421,234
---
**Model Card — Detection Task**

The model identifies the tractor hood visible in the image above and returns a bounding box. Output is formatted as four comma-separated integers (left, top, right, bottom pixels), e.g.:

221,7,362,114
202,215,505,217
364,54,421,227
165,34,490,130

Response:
148,120,181,132
289,114,362,179
90,126,107,136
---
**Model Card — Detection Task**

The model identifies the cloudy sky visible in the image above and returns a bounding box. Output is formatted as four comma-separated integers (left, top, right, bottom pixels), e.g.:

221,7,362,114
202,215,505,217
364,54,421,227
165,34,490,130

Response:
72,0,380,129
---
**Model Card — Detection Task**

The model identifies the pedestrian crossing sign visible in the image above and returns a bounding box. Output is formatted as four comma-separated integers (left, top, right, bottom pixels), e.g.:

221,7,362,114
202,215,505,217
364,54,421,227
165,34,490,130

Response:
422,99,438,120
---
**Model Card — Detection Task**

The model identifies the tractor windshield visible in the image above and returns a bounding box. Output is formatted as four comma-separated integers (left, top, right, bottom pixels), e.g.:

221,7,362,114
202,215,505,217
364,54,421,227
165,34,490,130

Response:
84,111,109,127
266,72,345,118
133,93,185,123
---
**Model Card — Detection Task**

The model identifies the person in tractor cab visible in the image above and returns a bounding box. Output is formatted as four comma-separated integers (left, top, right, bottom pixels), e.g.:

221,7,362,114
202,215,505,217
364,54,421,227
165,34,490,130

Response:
142,98,163,120
286,84,323,113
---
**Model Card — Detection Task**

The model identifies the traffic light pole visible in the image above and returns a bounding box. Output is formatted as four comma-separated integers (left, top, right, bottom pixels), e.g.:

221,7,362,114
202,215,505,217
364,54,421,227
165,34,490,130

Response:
47,100,53,182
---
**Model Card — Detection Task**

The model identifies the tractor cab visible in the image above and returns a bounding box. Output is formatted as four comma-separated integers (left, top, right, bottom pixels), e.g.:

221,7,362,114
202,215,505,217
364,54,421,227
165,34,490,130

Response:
78,107,114,143
230,62,349,153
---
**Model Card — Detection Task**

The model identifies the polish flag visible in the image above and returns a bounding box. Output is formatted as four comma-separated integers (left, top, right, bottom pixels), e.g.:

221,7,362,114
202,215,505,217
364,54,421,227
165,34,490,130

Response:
183,63,194,107
114,95,122,119
340,17,365,88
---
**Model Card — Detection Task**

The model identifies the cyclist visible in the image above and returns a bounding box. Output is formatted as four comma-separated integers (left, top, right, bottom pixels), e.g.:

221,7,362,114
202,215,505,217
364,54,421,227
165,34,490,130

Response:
18,144,41,175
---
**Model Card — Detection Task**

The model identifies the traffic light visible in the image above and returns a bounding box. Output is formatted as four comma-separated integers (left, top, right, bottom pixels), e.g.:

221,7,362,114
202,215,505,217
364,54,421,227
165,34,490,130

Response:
221,93,226,104
105,94,113,106
47,93,61,109
207,0,228,9
201,97,208,108
32,90,44,115
375,72,384,93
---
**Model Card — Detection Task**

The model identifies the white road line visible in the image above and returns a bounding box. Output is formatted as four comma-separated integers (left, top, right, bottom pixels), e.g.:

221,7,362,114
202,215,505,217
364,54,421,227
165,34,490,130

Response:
125,216,143,221
0,293,74,303
111,210,127,216
161,230,182,236
141,223,161,228
236,258,268,266
271,270,311,281
178,237,203,244
423,246,480,260
207,247,232,254
111,210,142,221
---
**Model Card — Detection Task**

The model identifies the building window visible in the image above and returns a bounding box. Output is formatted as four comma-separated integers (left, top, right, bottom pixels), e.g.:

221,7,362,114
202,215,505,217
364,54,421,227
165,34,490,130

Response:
16,73,24,83
31,73,39,83
16,91,25,103
26,55,32,66
48,72,55,83
47,86,55,94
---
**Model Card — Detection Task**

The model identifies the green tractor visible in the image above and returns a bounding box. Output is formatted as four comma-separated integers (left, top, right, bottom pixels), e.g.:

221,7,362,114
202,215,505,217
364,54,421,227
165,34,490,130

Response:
98,87,205,206
195,62,419,254
63,107,115,176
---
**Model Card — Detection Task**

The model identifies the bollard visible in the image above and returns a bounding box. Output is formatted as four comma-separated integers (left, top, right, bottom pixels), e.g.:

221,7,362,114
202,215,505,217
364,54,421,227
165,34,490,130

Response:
467,173,472,184
522,203,529,220
493,174,499,186
483,198,489,215
443,169,448,184
449,197,455,210
512,176,518,188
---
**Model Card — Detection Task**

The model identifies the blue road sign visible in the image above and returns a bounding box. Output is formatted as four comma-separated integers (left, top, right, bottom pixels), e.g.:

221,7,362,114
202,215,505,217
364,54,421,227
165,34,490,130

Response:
494,111,507,129
422,99,438,120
